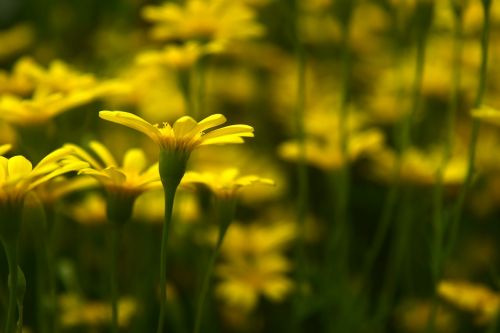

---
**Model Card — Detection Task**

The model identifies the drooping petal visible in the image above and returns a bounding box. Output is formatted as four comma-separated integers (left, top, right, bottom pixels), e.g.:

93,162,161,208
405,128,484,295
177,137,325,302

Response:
99,111,161,143
89,141,118,167
122,149,147,175
29,161,88,191
0,144,12,156
64,144,103,169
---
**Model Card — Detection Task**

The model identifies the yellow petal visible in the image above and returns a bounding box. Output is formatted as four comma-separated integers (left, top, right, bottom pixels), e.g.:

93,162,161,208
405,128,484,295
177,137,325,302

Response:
190,114,227,135
64,144,102,169
122,149,147,175
99,111,161,144
0,156,8,183
89,141,118,167
172,116,198,138
202,125,254,141
8,155,32,178
0,144,12,155
199,135,246,146
28,161,88,191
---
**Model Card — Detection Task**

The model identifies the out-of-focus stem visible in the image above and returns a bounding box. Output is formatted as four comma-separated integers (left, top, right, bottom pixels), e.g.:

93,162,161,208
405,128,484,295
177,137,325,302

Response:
193,198,236,333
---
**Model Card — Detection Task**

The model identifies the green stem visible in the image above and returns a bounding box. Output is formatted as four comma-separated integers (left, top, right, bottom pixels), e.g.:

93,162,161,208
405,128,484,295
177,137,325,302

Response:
426,3,464,332
290,0,309,323
157,184,178,333
193,198,236,333
110,225,121,333
3,239,19,333
450,0,491,252
193,57,207,119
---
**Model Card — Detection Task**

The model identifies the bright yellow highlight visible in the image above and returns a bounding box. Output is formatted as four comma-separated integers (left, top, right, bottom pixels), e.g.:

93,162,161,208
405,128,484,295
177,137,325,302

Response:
99,111,254,152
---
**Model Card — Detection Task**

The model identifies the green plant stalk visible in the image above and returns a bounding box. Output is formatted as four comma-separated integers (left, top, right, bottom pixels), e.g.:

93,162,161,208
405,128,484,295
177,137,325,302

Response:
426,3,464,332
373,11,431,328
110,225,121,333
177,69,195,118
193,197,236,333
157,184,178,333
3,239,19,333
450,0,491,253
290,0,309,325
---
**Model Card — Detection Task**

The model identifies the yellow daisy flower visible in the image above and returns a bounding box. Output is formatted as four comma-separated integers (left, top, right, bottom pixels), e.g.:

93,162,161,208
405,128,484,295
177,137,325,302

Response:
65,141,161,196
142,0,264,52
0,147,87,205
136,42,203,70
65,141,161,223
99,111,254,152
182,168,274,198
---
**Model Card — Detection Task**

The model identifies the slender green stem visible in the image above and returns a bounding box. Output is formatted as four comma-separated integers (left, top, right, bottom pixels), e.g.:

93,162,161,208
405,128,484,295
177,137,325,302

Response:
450,0,491,250
426,4,464,332
290,0,309,324
3,239,19,333
193,198,236,333
193,57,207,119
157,184,178,333
110,225,121,333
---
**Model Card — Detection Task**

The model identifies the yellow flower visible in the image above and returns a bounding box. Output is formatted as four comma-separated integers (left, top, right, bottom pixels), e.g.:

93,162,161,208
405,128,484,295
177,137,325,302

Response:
0,147,87,204
438,280,500,324
99,111,254,152
66,193,107,226
59,293,137,328
216,251,294,311
213,221,295,312
0,24,34,60
471,105,500,126
0,91,96,126
182,168,274,198
142,0,264,52
368,147,467,186
0,144,11,156
136,42,203,70
65,141,161,196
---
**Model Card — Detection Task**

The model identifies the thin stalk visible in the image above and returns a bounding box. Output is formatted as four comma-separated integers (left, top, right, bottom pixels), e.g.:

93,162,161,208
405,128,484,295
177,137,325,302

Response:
157,184,178,333
450,0,491,253
193,198,236,333
3,239,19,333
110,225,121,333
426,3,463,332
373,8,431,328
290,0,309,324
192,57,207,119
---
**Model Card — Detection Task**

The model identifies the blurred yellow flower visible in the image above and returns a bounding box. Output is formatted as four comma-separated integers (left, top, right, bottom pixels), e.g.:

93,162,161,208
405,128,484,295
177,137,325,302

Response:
142,0,264,52
66,193,107,226
0,90,96,126
65,141,161,196
471,105,500,126
279,111,384,170
438,280,500,324
182,168,274,198
0,147,87,204
214,221,295,312
136,42,203,70
59,294,137,328
99,111,254,152
0,24,34,60
368,147,467,186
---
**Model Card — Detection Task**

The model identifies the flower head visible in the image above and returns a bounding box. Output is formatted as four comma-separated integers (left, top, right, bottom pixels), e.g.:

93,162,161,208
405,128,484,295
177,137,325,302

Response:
65,141,161,196
182,168,274,198
142,0,264,52
0,147,87,204
99,111,254,152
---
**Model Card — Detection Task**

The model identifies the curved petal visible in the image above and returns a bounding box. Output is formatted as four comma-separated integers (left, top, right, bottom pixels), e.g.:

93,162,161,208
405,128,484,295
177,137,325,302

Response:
172,116,198,138
89,141,118,167
202,124,254,141
122,149,147,175
99,111,161,144
8,155,33,179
